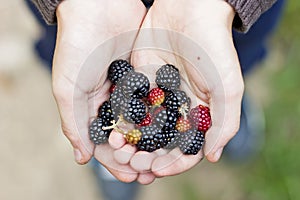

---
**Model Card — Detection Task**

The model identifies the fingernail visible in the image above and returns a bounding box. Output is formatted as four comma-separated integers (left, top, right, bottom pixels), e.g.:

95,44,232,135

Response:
214,147,223,161
74,149,82,163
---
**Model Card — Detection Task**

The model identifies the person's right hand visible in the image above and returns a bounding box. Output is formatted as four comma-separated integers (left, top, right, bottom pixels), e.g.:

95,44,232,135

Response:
52,0,147,182
124,0,244,178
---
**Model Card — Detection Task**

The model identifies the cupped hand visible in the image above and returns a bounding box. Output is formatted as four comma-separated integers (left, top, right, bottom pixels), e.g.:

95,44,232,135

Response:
52,0,147,182
127,0,244,178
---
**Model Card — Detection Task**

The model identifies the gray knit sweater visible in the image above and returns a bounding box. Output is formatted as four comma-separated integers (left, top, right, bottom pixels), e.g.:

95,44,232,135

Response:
31,0,276,32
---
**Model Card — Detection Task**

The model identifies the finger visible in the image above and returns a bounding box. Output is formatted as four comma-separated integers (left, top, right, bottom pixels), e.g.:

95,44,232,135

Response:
151,148,204,177
109,130,127,149
130,151,158,172
114,144,136,165
94,143,138,183
137,172,156,185
204,81,244,162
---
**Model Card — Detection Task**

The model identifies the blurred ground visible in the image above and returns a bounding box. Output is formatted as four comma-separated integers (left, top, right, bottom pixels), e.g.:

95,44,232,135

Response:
1,1,299,200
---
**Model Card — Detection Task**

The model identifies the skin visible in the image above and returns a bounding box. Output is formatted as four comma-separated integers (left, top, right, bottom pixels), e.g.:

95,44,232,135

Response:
53,0,244,184
53,0,147,182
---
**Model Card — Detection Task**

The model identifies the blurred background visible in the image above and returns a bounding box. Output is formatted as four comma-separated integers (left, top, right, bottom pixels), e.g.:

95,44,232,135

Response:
0,1,299,200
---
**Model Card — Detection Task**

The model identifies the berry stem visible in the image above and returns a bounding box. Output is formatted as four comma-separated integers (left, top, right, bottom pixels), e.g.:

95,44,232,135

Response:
179,103,189,119
102,115,127,135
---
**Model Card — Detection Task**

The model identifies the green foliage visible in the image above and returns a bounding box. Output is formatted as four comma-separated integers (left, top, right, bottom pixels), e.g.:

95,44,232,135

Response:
241,2,300,198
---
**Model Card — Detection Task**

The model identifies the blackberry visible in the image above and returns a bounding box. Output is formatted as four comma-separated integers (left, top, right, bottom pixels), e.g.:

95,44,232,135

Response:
155,64,181,91
190,105,212,132
164,90,191,116
108,59,133,84
163,129,180,149
164,92,179,113
125,129,142,145
137,126,165,152
153,129,168,149
175,117,192,133
178,129,205,155
89,118,112,144
152,107,167,129
163,109,179,130
123,98,147,124
121,71,150,98
110,86,127,119
97,101,113,123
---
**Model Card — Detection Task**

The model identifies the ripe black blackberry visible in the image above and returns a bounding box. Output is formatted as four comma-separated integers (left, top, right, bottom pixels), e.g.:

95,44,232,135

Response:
164,90,191,116
89,117,112,144
123,98,147,124
153,130,168,149
155,64,181,91
164,92,179,113
151,106,167,130
121,71,150,99
178,129,205,155
97,101,113,123
110,86,127,119
163,109,179,130
108,59,133,84
163,129,180,149
136,126,158,152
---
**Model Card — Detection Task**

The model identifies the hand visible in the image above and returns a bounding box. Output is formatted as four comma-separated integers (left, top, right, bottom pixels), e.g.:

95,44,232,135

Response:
126,0,244,178
52,0,146,182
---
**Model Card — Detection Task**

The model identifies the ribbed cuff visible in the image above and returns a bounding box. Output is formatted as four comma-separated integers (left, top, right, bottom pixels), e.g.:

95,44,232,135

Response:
225,0,277,32
31,0,63,25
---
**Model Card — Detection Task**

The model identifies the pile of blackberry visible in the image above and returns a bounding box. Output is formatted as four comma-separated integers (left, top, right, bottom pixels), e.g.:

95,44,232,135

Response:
89,59,211,155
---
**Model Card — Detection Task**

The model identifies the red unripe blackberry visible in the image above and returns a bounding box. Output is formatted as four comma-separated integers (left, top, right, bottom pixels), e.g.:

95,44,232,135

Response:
175,117,192,133
109,84,116,93
148,88,165,106
137,113,152,127
190,105,212,132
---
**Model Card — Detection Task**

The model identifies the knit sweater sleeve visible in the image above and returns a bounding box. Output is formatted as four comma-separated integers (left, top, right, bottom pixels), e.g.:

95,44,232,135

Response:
30,0,62,25
225,0,277,32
